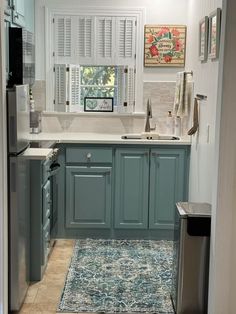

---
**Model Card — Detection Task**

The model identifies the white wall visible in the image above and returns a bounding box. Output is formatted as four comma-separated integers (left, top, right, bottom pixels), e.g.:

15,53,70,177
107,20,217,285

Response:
208,0,236,312
186,0,222,203
35,0,189,83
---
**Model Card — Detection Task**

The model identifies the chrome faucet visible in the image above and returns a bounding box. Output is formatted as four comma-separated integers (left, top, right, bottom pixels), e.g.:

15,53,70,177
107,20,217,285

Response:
144,98,155,132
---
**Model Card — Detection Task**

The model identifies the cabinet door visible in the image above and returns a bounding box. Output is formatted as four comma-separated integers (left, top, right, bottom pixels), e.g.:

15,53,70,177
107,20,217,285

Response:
149,149,186,230
114,148,149,229
66,166,112,229
12,0,25,27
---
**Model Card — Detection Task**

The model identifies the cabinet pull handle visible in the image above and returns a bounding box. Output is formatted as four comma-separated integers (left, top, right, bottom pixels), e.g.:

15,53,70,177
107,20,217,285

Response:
86,153,92,160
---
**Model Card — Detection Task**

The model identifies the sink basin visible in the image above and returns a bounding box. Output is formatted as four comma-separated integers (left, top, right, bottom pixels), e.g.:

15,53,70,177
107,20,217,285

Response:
121,133,180,140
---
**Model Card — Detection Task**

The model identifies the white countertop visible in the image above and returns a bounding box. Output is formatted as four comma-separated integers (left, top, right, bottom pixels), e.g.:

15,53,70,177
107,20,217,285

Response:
22,148,54,160
30,132,191,145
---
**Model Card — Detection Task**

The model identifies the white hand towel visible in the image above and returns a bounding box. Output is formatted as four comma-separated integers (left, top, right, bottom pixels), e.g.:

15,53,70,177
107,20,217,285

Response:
173,72,193,117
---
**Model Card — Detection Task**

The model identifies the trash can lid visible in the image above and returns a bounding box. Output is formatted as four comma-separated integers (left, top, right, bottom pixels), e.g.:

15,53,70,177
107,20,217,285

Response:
176,202,211,218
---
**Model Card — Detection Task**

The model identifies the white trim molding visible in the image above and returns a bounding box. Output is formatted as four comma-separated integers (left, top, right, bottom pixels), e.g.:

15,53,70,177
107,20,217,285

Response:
0,4,8,314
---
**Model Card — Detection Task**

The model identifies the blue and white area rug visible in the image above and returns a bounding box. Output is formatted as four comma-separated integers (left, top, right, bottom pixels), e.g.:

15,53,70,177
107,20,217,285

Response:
58,239,174,313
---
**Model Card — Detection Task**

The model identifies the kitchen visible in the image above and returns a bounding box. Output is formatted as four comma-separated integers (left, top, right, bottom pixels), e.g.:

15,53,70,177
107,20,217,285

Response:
1,0,236,313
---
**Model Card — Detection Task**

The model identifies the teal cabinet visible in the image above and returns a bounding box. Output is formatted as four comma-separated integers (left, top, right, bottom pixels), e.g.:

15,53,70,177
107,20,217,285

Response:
4,0,12,22
149,149,186,230
66,166,112,229
12,0,26,27
24,0,35,33
114,149,149,229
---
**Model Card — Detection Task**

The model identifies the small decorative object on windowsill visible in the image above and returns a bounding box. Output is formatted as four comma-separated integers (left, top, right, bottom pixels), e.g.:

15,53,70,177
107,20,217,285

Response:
208,8,222,60
84,97,114,112
144,24,187,67
199,16,209,62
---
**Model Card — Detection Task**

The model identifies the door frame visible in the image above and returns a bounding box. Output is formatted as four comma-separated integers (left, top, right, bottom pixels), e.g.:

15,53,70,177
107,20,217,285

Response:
0,2,8,314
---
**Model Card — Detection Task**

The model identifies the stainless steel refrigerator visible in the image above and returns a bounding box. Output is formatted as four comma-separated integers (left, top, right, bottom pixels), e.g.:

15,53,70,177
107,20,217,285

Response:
7,85,30,311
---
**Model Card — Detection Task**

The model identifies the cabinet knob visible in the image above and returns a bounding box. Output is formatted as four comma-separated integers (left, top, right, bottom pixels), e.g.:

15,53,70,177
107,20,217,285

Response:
86,153,92,160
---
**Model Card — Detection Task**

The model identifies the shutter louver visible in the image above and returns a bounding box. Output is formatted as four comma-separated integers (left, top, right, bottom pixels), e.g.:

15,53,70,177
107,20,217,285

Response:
77,16,94,64
55,16,73,63
116,17,136,65
96,17,114,65
69,65,81,112
54,64,67,111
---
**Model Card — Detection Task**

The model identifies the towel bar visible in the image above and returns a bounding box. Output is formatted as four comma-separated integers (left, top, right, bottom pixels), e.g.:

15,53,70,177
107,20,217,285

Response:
196,94,207,101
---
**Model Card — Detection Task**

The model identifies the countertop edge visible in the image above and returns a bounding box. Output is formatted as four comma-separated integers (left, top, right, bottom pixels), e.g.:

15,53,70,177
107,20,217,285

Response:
30,133,192,146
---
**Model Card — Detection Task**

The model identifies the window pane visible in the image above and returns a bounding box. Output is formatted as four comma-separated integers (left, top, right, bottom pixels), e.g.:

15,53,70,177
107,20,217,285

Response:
80,87,117,106
80,66,116,86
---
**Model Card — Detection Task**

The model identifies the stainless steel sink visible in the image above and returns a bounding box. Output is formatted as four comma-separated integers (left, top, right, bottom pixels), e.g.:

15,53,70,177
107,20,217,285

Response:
121,133,180,140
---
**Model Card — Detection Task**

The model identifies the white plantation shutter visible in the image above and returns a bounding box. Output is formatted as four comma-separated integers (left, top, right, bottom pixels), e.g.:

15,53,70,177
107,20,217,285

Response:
116,17,136,66
54,64,67,111
127,67,135,110
96,17,115,65
116,67,124,107
77,16,95,64
54,16,74,63
68,65,81,112
118,66,135,112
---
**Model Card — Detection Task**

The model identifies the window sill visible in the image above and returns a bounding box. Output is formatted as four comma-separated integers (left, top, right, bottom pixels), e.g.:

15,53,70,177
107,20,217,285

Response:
42,111,146,118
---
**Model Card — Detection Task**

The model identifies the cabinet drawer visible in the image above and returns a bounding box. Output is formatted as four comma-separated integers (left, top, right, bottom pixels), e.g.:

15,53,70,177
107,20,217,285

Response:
66,147,112,164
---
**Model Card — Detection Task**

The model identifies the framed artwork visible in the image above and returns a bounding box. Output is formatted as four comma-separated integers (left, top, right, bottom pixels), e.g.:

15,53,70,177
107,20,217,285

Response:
144,25,187,67
208,8,221,59
199,16,209,62
84,97,114,112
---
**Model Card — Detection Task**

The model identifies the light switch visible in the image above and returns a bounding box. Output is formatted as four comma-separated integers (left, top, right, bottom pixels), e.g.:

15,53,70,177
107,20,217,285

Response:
206,124,210,143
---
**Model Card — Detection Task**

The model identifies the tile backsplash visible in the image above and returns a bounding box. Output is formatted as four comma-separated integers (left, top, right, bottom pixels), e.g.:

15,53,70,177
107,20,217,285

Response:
32,80,189,135
143,81,176,134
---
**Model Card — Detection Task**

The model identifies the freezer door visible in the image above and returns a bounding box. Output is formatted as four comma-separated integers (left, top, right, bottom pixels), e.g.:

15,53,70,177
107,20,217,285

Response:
9,155,30,311
7,85,30,154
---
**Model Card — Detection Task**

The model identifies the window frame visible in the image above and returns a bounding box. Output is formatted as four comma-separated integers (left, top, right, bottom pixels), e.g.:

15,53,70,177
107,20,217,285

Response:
45,5,145,113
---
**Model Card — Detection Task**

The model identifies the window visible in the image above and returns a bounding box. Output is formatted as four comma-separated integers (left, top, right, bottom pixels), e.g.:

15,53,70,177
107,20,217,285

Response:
80,66,118,108
46,7,144,112
54,64,135,113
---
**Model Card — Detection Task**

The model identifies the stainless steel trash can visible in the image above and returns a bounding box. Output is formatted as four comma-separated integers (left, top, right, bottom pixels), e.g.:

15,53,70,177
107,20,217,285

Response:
171,202,211,314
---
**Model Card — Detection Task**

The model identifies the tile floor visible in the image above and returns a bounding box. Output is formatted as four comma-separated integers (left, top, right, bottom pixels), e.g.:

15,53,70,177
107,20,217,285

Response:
18,239,77,314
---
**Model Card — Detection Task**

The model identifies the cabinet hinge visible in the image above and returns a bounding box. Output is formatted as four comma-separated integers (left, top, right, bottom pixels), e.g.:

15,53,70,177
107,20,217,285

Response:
53,100,55,105
66,101,70,106
66,67,70,72
134,68,136,74
52,18,55,23
135,20,137,26
53,67,55,72
134,54,136,59
53,52,55,57
124,68,128,74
